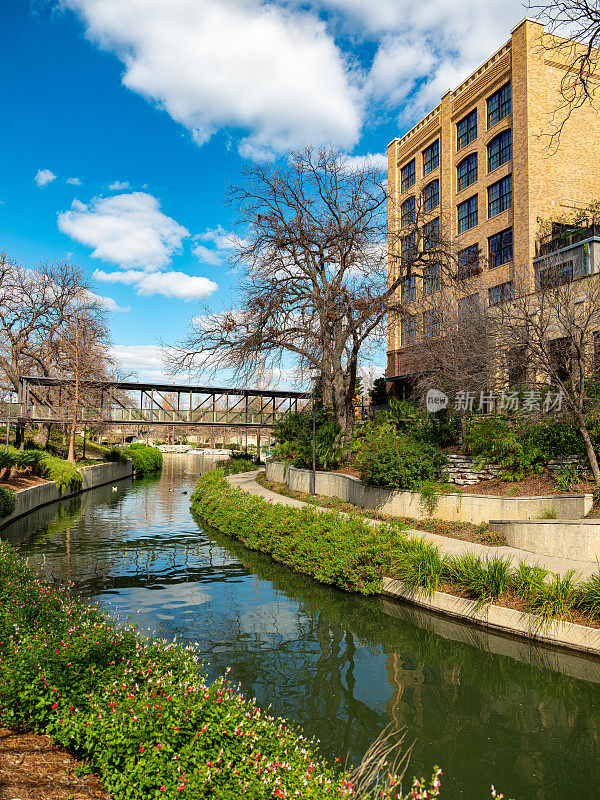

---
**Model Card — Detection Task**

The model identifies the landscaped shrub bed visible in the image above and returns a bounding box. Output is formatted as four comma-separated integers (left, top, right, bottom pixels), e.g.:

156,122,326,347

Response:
38,454,83,493
194,472,600,626
192,470,397,594
0,539,353,799
0,486,15,518
122,444,163,475
220,457,258,475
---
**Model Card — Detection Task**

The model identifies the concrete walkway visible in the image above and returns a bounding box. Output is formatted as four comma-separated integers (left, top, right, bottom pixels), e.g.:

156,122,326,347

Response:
227,470,599,580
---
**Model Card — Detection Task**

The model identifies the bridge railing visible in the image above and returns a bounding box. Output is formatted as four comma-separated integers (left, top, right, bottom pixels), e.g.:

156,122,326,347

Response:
1,403,286,426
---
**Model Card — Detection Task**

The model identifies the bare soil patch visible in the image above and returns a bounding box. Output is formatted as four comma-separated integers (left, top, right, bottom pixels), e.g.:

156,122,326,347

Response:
0,475,49,492
0,728,108,800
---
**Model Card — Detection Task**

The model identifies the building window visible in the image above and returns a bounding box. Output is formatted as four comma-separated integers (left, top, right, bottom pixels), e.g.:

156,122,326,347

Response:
402,314,418,345
402,273,417,302
539,260,574,289
423,217,440,251
457,109,477,150
422,179,439,213
423,309,441,338
488,128,512,172
401,159,416,192
488,174,512,218
401,231,416,262
487,82,511,128
423,264,440,295
457,243,480,278
457,153,478,192
488,280,514,306
489,227,513,267
458,293,479,322
401,196,416,227
458,195,478,233
423,140,439,176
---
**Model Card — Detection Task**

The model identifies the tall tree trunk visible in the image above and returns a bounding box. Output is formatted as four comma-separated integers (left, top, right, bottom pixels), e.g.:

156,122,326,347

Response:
575,415,600,485
33,422,52,448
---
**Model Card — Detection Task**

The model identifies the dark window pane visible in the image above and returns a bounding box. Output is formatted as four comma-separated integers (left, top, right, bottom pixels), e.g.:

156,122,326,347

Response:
401,159,416,192
488,129,512,171
423,309,441,337
488,174,512,218
402,314,418,345
423,217,440,251
457,153,478,192
423,264,440,295
401,196,416,227
423,179,439,212
457,243,480,278
487,82,511,128
402,274,417,302
488,280,513,306
423,139,439,176
489,227,513,267
457,110,477,150
458,195,478,233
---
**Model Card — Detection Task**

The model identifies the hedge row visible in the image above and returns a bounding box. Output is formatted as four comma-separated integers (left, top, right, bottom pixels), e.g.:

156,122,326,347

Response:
191,470,396,594
122,445,163,475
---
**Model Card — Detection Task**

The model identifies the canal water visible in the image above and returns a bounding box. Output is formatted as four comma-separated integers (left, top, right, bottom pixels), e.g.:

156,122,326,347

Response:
3,454,600,799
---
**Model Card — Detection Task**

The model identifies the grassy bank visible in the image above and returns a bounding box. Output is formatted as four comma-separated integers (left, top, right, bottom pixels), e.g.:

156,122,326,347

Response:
192,470,600,626
119,444,163,475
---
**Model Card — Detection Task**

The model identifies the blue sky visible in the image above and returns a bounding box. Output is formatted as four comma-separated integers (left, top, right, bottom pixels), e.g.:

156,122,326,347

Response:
1,0,525,384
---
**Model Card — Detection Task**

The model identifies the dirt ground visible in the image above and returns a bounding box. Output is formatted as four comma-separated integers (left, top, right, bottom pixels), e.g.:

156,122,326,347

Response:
0,475,49,492
0,728,108,800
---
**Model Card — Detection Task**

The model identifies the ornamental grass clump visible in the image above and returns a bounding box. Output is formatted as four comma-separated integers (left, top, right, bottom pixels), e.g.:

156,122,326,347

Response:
192,470,395,594
577,572,600,621
445,553,511,604
529,570,579,624
390,537,445,593
38,455,82,494
511,561,549,601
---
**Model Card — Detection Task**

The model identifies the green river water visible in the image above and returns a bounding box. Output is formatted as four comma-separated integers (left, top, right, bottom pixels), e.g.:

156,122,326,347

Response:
2,453,600,799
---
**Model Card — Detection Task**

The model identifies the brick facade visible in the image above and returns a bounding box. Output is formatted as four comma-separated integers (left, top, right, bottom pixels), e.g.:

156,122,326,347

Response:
388,18,600,377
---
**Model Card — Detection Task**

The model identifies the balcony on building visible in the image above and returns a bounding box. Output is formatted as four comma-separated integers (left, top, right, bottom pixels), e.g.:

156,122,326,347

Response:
533,219,600,291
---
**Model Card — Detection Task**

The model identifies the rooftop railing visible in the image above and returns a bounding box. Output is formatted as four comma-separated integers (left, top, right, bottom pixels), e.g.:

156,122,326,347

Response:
536,221,600,257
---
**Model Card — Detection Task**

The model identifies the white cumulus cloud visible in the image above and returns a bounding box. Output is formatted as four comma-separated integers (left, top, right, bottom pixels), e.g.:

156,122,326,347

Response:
58,191,189,270
66,177,82,185
62,0,362,158
108,180,130,191
94,268,218,300
35,169,56,187
343,152,387,171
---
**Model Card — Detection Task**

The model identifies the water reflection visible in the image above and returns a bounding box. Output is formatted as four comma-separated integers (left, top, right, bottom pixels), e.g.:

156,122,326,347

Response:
4,453,600,800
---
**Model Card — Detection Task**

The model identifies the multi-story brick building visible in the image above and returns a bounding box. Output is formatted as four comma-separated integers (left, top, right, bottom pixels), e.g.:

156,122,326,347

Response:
387,17,600,398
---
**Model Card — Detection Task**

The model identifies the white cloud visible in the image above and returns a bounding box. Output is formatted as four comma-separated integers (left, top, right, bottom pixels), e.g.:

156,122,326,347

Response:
108,180,130,191
58,191,189,270
87,289,130,313
343,152,387,171
63,0,362,158
192,243,223,266
94,268,218,300
66,176,82,185
35,169,56,187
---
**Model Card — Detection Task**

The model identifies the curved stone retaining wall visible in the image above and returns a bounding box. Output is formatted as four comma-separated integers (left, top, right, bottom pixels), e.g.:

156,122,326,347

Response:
490,518,600,561
0,460,133,530
265,462,592,526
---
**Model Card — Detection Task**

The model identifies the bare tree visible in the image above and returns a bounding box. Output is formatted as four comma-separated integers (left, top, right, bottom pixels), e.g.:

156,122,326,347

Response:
497,258,600,482
407,263,498,439
169,147,456,438
529,0,600,141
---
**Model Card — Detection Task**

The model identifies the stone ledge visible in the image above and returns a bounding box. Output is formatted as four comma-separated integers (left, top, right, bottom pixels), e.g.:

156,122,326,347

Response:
490,518,600,561
381,577,600,657
0,460,134,530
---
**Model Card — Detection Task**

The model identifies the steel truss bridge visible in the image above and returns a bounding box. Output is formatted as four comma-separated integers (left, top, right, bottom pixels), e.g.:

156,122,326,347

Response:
8,377,311,429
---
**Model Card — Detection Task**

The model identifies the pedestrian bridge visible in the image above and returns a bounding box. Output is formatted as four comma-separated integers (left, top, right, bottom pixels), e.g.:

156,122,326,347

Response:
9,377,310,428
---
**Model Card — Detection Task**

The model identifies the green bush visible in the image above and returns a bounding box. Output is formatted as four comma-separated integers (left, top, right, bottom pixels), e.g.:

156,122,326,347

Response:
38,456,82,495
465,415,545,480
0,539,352,800
386,399,459,448
0,486,15,518
390,536,445,593
444,553,512,604
271,410,343,470
220,457,257,475
192,471,396,594
354,422,446,490
122,444,163,475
